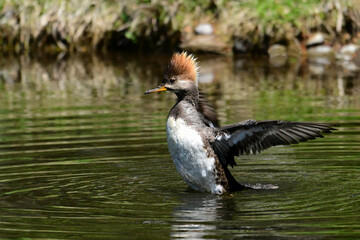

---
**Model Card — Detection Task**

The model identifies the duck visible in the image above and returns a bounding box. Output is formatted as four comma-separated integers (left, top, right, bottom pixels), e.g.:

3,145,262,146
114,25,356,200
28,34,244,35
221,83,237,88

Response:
145,52,334,194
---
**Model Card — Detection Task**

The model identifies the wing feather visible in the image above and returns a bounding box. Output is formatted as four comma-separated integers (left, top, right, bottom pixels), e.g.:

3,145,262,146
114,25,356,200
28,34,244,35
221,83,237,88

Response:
212,120,335,167
198,91,219,127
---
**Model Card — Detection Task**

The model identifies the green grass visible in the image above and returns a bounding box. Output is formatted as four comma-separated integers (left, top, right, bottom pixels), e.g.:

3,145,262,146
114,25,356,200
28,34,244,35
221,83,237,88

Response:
246,0,323,23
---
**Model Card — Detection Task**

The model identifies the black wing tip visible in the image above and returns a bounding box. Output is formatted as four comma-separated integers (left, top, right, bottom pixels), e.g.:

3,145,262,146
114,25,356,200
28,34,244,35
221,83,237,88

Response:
319,125,337,133
329,125,338,131
292,121,337,132
324,128,335,133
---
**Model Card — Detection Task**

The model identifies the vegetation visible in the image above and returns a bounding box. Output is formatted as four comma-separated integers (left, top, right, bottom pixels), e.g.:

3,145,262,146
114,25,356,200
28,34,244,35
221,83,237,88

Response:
0,0,358,54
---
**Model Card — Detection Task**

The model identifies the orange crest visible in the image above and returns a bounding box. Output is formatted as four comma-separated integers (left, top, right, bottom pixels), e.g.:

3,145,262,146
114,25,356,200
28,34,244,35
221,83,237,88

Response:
164,52,199,83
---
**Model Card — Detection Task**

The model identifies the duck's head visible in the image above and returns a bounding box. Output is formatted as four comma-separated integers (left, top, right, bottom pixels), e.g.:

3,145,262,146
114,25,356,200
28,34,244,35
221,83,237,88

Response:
145,52,199,96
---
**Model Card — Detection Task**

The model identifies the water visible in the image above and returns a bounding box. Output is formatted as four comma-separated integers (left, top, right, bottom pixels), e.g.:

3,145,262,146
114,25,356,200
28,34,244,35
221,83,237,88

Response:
0,54,359,239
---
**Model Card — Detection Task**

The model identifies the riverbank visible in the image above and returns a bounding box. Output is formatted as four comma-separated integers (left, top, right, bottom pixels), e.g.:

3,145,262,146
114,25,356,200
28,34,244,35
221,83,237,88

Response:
0,0,359,55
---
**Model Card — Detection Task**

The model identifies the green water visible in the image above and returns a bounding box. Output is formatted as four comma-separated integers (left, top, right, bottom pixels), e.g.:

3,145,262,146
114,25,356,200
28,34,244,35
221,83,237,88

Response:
0,54,359,239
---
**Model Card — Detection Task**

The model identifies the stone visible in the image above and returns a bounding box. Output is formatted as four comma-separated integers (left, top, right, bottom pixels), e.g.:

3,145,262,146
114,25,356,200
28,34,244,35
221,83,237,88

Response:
268,44,287,57
180,35,230,55
308,57,331,65
307,45,334,58
195,23,213,35
306,32,325,47
268,44,288,67
336,44,360,61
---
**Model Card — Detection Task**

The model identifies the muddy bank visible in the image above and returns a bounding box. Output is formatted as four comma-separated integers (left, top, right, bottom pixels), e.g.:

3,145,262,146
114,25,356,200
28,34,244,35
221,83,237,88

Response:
0,0,359,56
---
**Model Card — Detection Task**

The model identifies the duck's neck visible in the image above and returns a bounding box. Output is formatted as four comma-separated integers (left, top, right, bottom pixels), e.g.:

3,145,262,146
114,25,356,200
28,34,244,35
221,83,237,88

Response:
175,87,199,108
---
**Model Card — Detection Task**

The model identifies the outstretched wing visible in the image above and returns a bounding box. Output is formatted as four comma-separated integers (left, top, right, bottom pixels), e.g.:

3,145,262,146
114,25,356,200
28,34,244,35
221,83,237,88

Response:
212,120,334,167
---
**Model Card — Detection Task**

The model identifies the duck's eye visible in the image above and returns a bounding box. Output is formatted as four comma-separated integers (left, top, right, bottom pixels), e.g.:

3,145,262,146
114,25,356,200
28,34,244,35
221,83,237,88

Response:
170,78,176,84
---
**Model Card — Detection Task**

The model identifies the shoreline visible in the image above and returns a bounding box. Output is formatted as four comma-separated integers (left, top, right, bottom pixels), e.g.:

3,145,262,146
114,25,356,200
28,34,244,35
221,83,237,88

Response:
0,0,359,56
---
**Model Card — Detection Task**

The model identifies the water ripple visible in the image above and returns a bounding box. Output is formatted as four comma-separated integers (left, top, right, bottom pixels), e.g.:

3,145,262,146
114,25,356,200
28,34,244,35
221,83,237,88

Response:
0,55,359,239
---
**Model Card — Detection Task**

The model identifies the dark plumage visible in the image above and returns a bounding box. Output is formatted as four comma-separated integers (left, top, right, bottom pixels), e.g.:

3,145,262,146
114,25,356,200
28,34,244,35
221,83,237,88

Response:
198,91,219,127
212,120,334,168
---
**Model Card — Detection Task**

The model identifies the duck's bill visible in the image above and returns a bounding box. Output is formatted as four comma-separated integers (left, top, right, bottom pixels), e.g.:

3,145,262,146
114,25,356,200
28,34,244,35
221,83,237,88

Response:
144,85,167,94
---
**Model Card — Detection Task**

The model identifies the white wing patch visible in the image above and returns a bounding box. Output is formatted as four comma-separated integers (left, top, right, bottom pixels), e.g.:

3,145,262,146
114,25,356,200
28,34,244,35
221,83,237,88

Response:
216,132,231,141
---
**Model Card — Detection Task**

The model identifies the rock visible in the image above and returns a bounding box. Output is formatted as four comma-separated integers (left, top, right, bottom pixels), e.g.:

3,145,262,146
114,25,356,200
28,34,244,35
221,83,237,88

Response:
180,35,230,55
306,32,325,47
195,23,213,35
307,45,332,72
308,57,331,65
307,45,334,58
340,44,359,54
336,44,360,61
268,44,287,67
268,44,287,57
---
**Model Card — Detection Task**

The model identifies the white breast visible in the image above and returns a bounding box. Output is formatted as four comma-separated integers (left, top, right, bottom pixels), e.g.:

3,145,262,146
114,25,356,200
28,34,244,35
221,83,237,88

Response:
166,116,225,194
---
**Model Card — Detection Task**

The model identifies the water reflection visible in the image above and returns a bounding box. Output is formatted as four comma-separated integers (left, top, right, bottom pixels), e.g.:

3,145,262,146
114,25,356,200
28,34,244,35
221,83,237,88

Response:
171,192,247,239
171,193,219,239
0,54,359,106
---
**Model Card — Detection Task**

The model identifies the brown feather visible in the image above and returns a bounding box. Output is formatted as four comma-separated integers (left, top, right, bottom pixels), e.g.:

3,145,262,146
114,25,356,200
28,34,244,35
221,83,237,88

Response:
164,52,199,82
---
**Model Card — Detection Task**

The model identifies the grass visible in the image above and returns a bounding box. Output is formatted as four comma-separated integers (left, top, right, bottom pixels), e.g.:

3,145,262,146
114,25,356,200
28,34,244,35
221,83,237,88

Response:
0,0,358,54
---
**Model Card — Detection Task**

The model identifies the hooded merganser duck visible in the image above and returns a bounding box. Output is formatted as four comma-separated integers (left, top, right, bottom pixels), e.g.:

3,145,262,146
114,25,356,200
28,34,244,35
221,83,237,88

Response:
145,52,334,194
